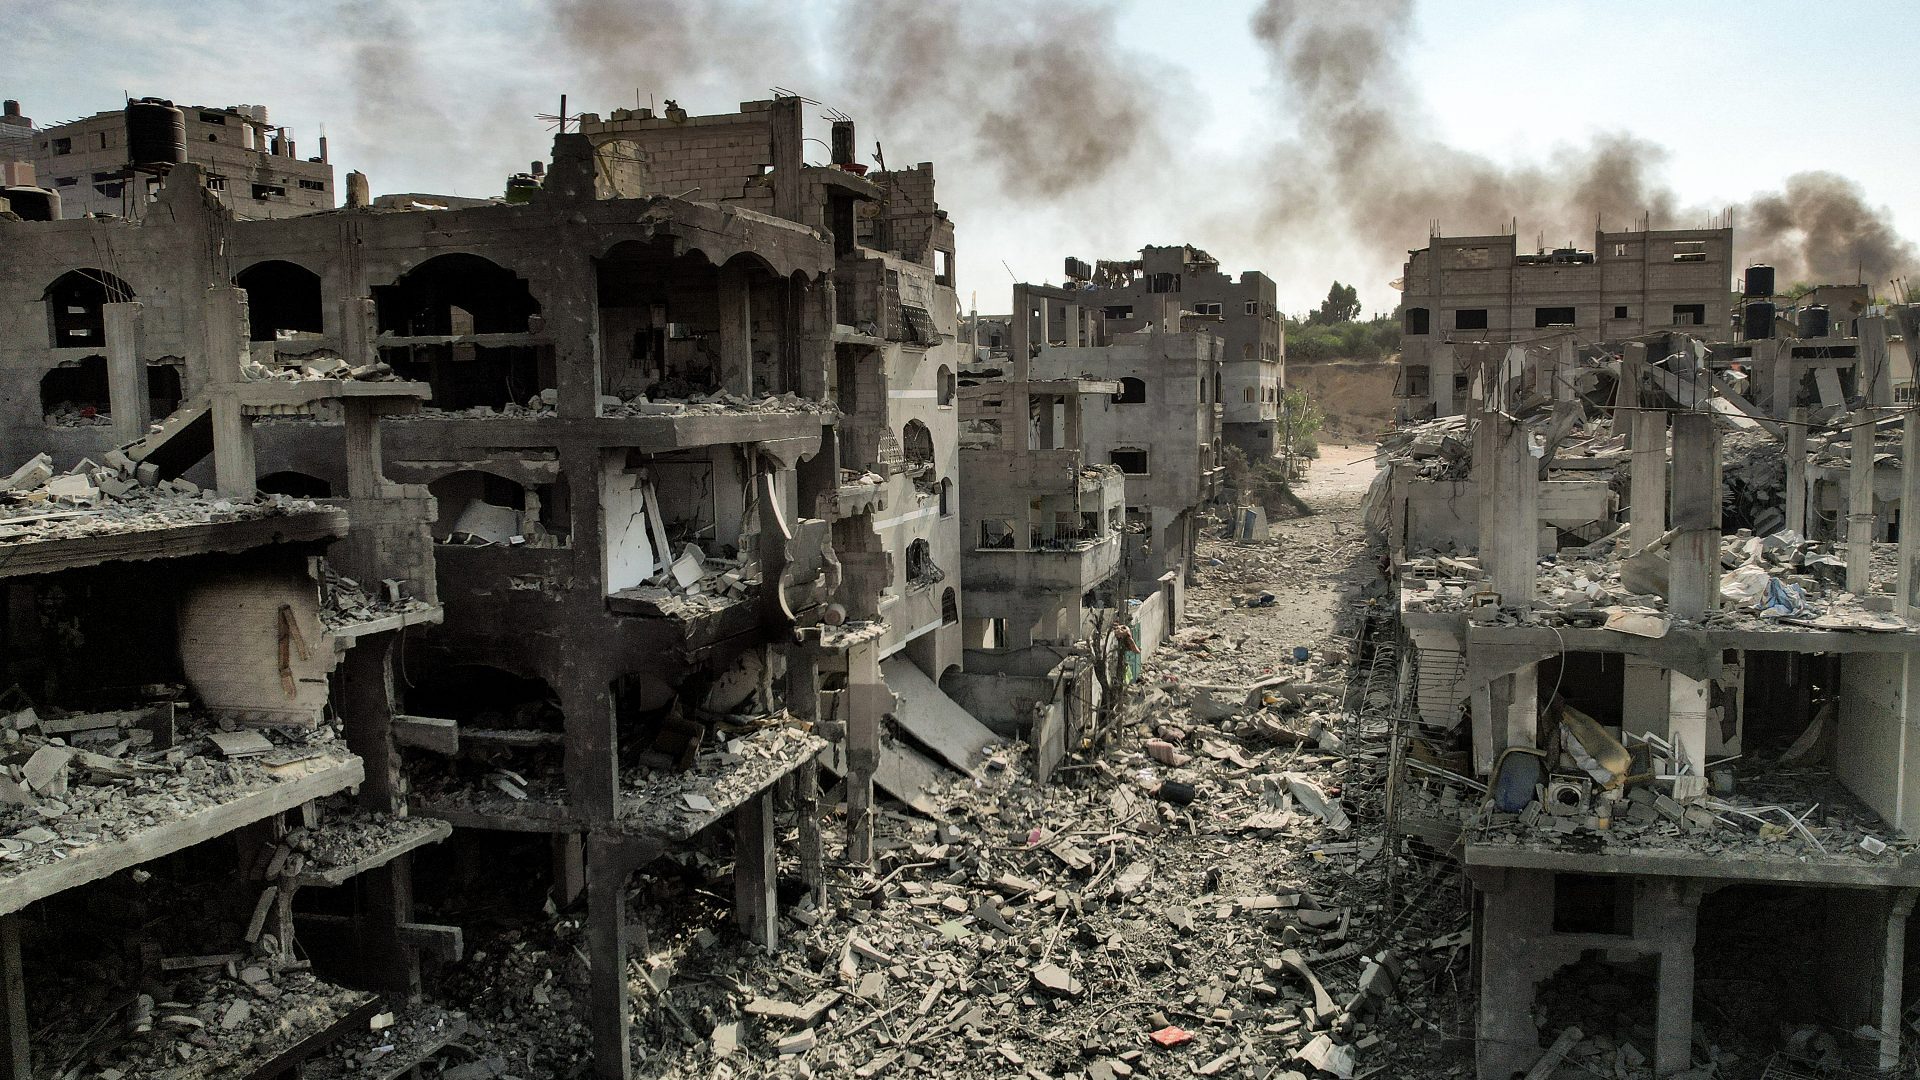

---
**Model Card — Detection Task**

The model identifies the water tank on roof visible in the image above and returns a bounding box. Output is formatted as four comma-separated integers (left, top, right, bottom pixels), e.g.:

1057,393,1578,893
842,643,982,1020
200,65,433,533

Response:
1799,305,1830,339
125,98,185,172
1744,264,1775,297
2,186,59,221
1741,301,1775,341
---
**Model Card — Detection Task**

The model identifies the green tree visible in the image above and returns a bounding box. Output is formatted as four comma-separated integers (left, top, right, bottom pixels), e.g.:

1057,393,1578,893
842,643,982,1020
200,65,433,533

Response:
1308,281,1362,326
1278,387,1325,479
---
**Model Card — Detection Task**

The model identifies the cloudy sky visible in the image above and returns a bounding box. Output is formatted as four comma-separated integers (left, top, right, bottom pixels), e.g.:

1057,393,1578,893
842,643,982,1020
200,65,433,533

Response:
10,0,1917,316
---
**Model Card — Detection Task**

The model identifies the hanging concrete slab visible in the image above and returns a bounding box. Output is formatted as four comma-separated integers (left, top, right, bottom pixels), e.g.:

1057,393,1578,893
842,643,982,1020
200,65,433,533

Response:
881,657,1004,778
821,732,943,816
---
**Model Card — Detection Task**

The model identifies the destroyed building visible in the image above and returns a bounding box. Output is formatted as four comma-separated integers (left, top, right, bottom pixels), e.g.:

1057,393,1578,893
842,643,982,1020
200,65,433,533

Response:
1396,224,1734,420
14,97,334,221
1061,246,1284,460
1370,291,1920,1077
0,92,1016,1078
1000,281,1224,608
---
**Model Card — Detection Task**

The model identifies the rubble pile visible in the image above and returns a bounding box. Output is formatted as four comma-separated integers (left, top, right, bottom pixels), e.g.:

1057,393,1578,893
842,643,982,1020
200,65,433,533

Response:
1,450,324,544
602,390,836,419
1400,526,1914,633
317,564,433,631
0,696,349,873
412,475,1478,1080
44,401,114,427
242,356,400,383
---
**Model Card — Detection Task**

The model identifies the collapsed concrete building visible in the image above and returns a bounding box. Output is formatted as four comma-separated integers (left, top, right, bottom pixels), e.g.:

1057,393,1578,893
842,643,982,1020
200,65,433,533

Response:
0,93,1014,1078
1370,289,1920,1076
1395,224,1735,421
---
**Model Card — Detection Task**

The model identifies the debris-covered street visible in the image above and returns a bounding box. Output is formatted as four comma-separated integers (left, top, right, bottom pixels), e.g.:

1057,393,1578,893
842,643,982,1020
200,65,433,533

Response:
394,445,1473,1080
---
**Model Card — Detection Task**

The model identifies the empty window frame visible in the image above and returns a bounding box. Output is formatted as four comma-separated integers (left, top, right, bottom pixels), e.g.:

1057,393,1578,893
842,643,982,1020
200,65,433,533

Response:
1672,240,1707,263
1244,300,1258,316
1113,377,1146,404
1672,304,1706,326
1404,307,1430,335
1453,308,1489,331
1110,449,1148,474
1103,305,1134,320
1613,305,1629,319
1535,306,1576,328
297,178,326,191
1192,302,1222,316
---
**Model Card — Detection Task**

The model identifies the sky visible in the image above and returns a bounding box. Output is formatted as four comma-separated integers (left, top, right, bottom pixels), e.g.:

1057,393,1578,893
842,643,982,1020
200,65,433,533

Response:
7,0,1917,317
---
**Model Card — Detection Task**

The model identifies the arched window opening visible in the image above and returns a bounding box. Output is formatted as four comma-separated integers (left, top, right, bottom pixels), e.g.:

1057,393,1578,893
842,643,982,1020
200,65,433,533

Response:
404,664,565,800
902,420,936,494
906,538,944,589
1113,377,1146,404
938,477,953,517
376,254,546,412
937,365,955,406
258,471,333,498
236,260,324,342
41,356,111,426
45,268,134,349
941,587,958,625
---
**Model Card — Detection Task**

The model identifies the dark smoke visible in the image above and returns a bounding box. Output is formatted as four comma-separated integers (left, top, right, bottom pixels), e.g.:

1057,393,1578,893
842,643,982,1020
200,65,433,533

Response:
1741,172,1919,287
541,0,1174,196
1249,0,1915,288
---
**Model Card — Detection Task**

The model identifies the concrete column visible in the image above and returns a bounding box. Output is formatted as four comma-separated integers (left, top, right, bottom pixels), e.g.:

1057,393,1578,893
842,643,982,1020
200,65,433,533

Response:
1481,415,1538,610
733,789,778,950
844,640,885,866
1785,406,1808,538
552,833,585,908
718,263,754,398
1623,656,1669,740
1668,413,1718,619
0,916,27,1080
1667,672,1709,779
1901,414,1920,618
1505,663,1538,754
1630,411,1668,546
210,392,255,496
1429,343,1454,418
1848,410,1877,595
585,838,637,1080
1863,316,1892,406
1555,336,1576,402
1472,871,1550,1080
1880,890,1919,1071
1650,880,1703,1078
103,301,147,441
1618,342,1646,447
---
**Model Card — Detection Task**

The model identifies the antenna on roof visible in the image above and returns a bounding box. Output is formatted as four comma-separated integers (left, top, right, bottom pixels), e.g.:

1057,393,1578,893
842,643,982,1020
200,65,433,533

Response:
1002,261,1017,282
535,95,579,133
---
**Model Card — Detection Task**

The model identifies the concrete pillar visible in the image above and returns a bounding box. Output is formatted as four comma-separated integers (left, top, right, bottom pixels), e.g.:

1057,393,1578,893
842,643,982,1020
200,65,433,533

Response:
1555,336,1576,403
733,789,777,950
585,838,637,1080
1618,342,1646,447
1623,656,1669,740
552,833,586,908
718,263,754,398
1630,411,1668,546
1481,415,1538,609
103,301,146,441
1472,871,1550,1080
844,640,885,866
1880,890,1919,1071
1667,672,1709,780
1429,343,1454,418
1650,880,1703,1078
1863,316,1893,406
1668,413,1718,620
1786,406,1808,537
1901,414,1920,618
0,916,27,1080
210,392,255,496
1848,410,1877,595
1505,663,1539,754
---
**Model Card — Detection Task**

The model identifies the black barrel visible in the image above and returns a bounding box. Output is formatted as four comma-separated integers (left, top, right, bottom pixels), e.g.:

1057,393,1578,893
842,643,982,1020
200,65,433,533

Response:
1742,300,1775,340
1799,305,1831,339
1744,264,1775,297
124,97,185,170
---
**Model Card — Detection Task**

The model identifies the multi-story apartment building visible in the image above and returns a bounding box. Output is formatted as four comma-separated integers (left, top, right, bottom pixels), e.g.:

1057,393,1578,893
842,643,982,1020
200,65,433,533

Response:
1396,225,1734,418
1060,245,1282,460
0,94,988,1080
19,97,334,220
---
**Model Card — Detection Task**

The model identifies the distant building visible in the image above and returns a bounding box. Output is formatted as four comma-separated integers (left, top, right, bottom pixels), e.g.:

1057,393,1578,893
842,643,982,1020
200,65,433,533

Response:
1396,225,1734,419
22,98,333,220
1059,246,1282,460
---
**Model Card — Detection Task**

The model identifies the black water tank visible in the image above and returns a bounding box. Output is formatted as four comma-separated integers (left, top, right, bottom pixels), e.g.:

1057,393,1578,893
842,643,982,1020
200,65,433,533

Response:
125,98,185,170
1744,264,1775,297
1799,305,1831,339
1,186,59,221
1742,300,1775,340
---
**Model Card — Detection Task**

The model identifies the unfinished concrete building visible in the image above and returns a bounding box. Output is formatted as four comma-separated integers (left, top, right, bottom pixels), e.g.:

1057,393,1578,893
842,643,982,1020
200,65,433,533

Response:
1372,322,1920,1077
1061,246,1283,461
0,92,1006,1078
1396,224,1734,420
1005,282,1224,610
18,97,334,220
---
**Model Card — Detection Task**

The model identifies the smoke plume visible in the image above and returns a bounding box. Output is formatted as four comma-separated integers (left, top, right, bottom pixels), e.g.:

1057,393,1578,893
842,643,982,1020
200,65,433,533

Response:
1249,0,1915,288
